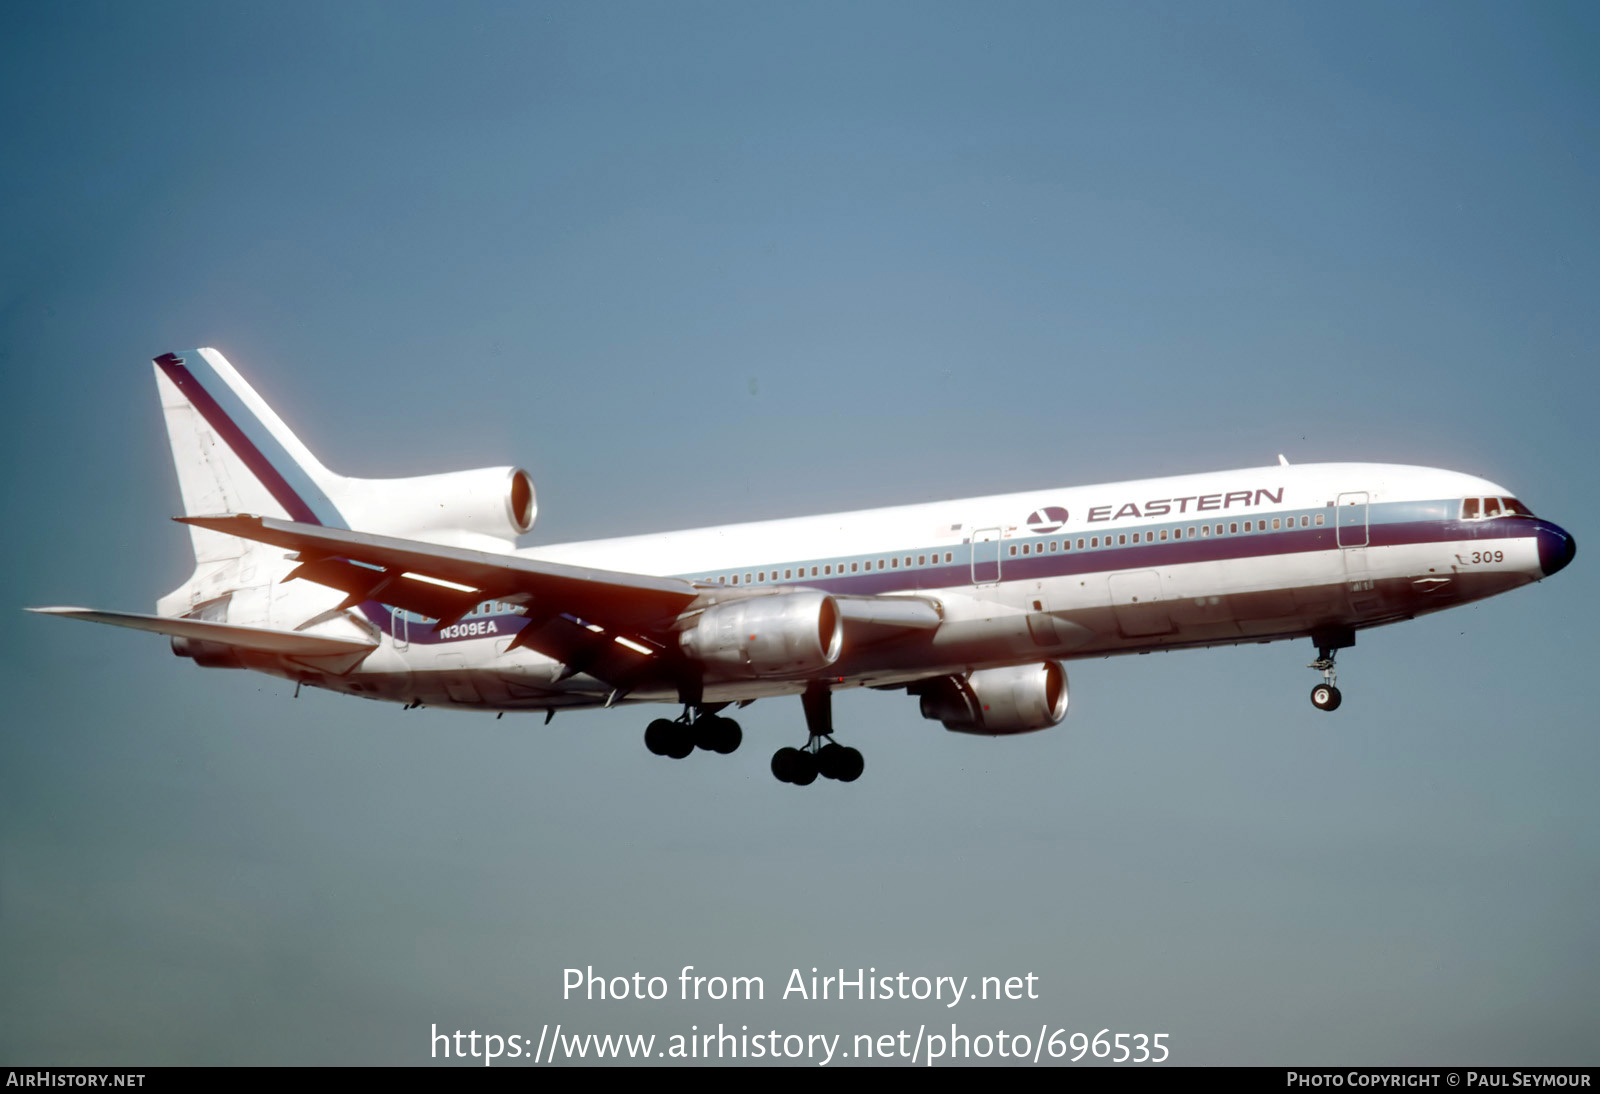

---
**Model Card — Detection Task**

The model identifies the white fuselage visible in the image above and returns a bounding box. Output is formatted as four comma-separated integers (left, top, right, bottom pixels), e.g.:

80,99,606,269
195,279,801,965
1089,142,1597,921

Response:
291,461,1549,712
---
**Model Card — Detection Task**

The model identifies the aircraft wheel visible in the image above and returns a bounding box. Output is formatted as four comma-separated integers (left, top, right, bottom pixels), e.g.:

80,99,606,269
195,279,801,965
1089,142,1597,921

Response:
644,719,676,756
713,718,741,754
663,722,695,758
836,746,865,783
816,742,847,779
1310,684,1342,712
771,747,803,783
697,715,741,754
694,715,721,751
788,750,819,786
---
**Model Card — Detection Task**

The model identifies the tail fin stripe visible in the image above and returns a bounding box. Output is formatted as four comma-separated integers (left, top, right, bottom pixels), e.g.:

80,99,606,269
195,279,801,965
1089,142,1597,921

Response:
155,354,344,528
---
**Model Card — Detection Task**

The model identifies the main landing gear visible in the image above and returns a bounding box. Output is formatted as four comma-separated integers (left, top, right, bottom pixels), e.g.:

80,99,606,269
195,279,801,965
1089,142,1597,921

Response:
644,708,742,759
771,684,865,786
1306,628,1354,712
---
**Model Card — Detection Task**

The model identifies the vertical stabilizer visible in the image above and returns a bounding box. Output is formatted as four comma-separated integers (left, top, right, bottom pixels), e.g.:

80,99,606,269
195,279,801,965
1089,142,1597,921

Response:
152,348,348,616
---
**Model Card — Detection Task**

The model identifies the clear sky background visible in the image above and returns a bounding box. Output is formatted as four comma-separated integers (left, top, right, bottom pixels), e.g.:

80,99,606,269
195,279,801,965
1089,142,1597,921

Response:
2,1,1596,1066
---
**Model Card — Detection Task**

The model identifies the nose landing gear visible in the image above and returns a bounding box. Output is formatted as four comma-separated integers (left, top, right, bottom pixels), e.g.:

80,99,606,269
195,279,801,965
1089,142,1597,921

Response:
1309,679,1342,711
1307,629,1352,711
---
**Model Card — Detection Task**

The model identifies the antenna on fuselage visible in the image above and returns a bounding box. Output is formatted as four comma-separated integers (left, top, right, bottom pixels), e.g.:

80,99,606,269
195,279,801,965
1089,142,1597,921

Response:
1278,454,1290,467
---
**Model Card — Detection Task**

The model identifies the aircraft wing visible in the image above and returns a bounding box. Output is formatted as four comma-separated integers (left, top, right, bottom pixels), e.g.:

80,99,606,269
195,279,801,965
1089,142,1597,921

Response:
177,514,946,692
178,514,713,689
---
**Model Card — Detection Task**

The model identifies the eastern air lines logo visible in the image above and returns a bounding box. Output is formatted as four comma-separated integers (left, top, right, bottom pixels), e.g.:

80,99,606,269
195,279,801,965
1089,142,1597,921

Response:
1025,506,1070,534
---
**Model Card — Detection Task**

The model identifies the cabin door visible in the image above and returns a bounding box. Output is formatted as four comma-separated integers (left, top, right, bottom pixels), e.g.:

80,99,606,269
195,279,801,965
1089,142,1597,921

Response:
970,528,1002,585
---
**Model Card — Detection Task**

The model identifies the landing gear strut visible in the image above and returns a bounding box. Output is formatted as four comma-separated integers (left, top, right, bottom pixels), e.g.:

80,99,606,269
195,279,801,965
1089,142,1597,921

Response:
772,683,864,785
644,706,742,759
1306,648,1343,711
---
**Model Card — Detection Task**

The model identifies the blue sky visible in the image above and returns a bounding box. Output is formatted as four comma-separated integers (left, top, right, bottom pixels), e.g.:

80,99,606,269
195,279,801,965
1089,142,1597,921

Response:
2,1,1596,1066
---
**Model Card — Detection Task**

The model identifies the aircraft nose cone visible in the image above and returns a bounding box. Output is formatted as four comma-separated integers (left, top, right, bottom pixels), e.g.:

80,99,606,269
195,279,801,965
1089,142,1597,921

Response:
1537,522,1576,577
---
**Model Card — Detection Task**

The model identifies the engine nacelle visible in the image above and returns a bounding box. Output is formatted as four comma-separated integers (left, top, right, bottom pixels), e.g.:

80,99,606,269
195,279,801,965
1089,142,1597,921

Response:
333,466,537,548
919,661,1069,735
679,593,843,677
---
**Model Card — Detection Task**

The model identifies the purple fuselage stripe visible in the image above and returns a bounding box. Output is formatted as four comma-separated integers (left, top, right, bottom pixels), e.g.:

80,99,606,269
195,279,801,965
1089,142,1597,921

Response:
700,518,1547,598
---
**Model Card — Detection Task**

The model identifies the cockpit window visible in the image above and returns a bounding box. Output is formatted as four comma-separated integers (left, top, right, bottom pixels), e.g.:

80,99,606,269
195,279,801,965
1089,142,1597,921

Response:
1462,496,1535,520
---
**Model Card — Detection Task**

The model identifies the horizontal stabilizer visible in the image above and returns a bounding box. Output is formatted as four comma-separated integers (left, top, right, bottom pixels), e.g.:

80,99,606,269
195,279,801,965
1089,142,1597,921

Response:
26,607,378,658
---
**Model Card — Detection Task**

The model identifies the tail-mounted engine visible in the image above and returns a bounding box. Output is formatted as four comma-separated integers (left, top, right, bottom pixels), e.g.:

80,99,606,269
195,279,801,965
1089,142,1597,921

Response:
917,661,1069,734
679,592,843,677
334,467,537,548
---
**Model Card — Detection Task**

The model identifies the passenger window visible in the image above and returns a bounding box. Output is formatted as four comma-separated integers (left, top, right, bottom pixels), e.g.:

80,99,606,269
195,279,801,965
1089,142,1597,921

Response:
851,562,859,573
824,565,832,575
718,576,726,584
1229,522,1237,534
1215,525,1224,536
1160,529,1168,541
1201,526,1210,537
1077,538,1085,550
1483,498,1502,517
732,574,740,585
1049,541,1058,552
1314,514,1324,526
864,561,872,571
785,569,792,579
904,556,912,566
878,559,885,569
1009,546,1018,557
1187,527,1195,538
758,572,765,582
1273,518,1281,530
945,553,953,563
811,566,818,576
917,555,926,566
1301,516,1309,527
890,558,899,569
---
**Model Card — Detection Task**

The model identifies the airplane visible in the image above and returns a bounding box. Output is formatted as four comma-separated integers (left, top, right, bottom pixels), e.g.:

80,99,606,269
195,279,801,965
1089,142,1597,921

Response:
29,348,1577,786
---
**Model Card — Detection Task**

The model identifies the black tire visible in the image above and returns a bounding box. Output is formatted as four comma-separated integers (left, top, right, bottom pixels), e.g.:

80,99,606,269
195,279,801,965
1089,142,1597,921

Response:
771,746,802,783
1310,684,1343,712
712,718,742,755
644,719,675,756
816,742,846,779
694,715,723,751
789,750,819,786
664,722,695,758
836,746,865,783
